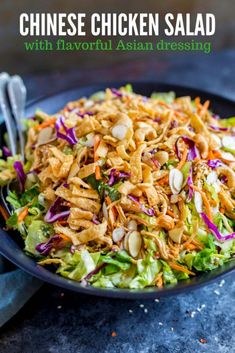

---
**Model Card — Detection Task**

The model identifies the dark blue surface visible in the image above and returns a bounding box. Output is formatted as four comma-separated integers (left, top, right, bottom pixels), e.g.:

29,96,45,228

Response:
0,51,235,352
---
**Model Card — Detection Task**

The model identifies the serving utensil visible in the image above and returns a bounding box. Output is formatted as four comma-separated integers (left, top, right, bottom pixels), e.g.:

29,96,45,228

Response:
0,73,27,216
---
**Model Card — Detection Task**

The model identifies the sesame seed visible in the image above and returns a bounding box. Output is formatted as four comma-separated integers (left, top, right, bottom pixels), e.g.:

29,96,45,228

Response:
144,308,148,313
154,298,160,303
158,322,163,326
129,309,133,314
190,311,196,318
214,289,220,296
219,279,225,287
57,305,62,309
170,327,174,332
139,304,144,308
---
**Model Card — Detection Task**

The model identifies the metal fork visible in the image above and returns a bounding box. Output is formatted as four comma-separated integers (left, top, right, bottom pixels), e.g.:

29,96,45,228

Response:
0,72,26,159
0,73,27,216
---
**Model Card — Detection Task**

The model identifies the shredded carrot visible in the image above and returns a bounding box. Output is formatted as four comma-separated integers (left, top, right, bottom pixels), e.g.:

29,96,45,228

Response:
168,262,195,276
192,239,205,250
34,117,57,131
195,97,200,107
57,220,68,225
59,233,71,242
207,150,215,160
95,165,102,180
157,175,169,186
105,196,112,205
0,205,9,221
203,100,210,109
210,199,217,207
219,207,225,214
155,272,163,288
213,150,222,159
177,147,188,169
166,209,176,218
191,185,212,221
18,208,29,223
184,243,197,251
94,135,100,162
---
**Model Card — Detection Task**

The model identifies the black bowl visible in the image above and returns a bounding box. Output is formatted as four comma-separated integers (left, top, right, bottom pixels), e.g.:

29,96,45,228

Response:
0,82,235,299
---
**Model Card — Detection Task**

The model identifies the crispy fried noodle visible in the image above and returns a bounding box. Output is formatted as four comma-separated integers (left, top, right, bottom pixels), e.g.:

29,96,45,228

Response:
1,85,235,289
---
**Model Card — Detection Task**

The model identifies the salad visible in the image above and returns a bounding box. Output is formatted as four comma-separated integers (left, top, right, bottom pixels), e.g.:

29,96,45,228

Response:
0,85,235,289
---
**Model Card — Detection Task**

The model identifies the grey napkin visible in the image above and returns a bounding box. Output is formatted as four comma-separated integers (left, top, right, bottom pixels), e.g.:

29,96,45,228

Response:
0,257,42,327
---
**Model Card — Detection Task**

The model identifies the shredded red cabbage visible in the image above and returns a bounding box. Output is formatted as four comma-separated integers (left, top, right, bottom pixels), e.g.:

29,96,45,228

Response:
111,88,123,97
220,175,228,184
201,212,235,242
170,120,178,129
92,214,100,225
209,125,228,132
44,197,70,223
186,167,194,202
55,116,78,145
35,235,62,255
212,114,220,120
154,117,161,122
175,136,199,161
207,159,223,169
13,161,26,192
128,195,155,216
151,158,161,168
70,245,76,254
78,111,93,118
84,263,107,280
2,146,12,157
108,169,130,186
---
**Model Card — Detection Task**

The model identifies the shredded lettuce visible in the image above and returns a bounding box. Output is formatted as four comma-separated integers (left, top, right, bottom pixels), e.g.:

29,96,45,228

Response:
161,261,177,285
151,91,175,103
57,250,100,281
129,255,161,289
25,220,53,255
85,174,121,201
193,248,224,271
220,117,235,127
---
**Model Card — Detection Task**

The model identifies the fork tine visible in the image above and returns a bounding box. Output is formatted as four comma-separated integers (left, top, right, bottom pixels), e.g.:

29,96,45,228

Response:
0,72,17,156
8,76,27,160
0,184,11,215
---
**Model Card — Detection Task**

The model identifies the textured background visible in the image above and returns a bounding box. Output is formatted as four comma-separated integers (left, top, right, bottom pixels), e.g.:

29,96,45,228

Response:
0,0,235,73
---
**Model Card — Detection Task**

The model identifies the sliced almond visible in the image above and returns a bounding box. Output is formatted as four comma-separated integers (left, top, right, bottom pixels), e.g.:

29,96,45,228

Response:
221,151,235,162
194,191,203,213
168,223,184,243
84,100,94,108
123,233,130,252
112,227,125,243
222,136,235,150
102,202,108,220
169,168,183,195
154,151,169,166
211,134,221,150
128,220,137,231
128,231,142,258
111,124,129,140
37,126,55,146
206,171,218,185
